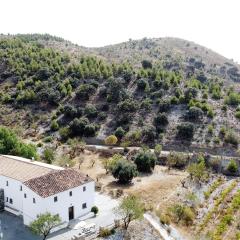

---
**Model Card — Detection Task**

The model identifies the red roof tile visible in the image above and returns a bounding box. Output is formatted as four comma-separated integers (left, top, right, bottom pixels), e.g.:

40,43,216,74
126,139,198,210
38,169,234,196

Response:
24,169,93,198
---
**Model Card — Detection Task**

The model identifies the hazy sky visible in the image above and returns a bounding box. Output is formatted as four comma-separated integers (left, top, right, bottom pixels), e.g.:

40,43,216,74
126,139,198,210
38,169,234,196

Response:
1,0,240,62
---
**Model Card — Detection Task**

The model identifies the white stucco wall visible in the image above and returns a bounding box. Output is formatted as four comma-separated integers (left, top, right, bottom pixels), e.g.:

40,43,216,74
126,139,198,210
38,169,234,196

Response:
0,175,95,226
0,175,24,213
23,181,95,225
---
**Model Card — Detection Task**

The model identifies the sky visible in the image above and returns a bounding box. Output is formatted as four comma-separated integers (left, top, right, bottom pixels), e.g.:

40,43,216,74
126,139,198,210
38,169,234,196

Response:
1,0,240,62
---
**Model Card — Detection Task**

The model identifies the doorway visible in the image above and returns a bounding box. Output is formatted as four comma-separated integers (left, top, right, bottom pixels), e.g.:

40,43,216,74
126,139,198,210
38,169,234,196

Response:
68,206,74,220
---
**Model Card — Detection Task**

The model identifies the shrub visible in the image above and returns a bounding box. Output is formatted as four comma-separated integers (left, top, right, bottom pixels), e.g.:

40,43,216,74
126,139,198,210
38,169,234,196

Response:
184,87,198,102
169,204,195,226
160,214,171,225
235,111,240,119
111,159,138,184
91,206,99,215
117,99,138,113
186,107,203,121
43,136,53,143
59,127,70,141
141,60,152,69
224,92,240,106
114,127,126,139
182,207,195,226
142,126,155,142
43,147,55,164
105,135,118,145
166,152,188,169
227,159,238,174
99,228,112,237
170,96,179,105
154,113,169,126
63,105,77,118
158,99,170,112
137,79,149,91
208,124,214,135
69,117,89,136
0,126,38,159
50,120,59,131
134,150,157,173
219,127,226,137
84,124,97,137
84,104,98,118
76,84,96,100
177,123,194,140
224,131,239,147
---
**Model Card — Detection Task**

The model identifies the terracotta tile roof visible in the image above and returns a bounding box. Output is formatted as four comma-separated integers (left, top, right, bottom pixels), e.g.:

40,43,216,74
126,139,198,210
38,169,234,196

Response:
24,169,93,198
0,155,56,182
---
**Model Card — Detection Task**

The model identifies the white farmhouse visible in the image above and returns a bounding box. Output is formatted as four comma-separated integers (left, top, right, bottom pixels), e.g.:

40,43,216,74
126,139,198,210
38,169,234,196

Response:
0,155,95,226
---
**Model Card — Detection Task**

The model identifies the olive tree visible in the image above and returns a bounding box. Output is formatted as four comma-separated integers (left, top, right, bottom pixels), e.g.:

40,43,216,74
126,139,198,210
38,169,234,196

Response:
29,213,61,240
115,195,144,229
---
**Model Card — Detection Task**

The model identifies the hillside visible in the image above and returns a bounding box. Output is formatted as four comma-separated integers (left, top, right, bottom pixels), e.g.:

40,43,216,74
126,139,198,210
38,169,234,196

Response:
1,34,240,155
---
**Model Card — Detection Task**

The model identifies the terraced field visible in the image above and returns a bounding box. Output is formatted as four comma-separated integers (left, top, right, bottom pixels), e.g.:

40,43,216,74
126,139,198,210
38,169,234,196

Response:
196,178,240,239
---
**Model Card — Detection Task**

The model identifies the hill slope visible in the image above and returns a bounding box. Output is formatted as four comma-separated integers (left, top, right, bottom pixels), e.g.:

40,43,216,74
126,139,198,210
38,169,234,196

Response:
1,34,240,155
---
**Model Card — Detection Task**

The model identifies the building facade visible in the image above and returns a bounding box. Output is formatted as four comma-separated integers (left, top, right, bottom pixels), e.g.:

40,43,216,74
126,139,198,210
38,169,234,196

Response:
0,155,95,226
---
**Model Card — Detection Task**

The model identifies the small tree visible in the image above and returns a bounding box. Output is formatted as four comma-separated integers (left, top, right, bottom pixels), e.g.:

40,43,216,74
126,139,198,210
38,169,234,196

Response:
91,206,99,216
114,127,126,139
154,144,162,158
29,213,61,240
105,135,118,146
187,160,208,184
115,195,144,229
134,150,156,173
111,158,138,184
43,147,55,164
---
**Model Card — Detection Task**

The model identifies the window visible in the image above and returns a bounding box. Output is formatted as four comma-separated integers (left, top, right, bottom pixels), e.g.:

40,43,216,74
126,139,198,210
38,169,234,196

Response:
82,203,87,209
83,186,86,192
6,181,8,186
69,191,72,197
33,198,36,204
24,193,27,198
20,186,22,191
54,196,58,202
9,198,13,204
6,197,8,202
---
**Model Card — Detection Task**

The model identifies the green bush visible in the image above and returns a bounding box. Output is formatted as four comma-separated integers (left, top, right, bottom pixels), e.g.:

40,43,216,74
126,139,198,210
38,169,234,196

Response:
177,123,194,140
224,131,239,147
111,158,138,184
114,127,126,139
186,107,203,121
170,96,179,105
137,79,149,91
42,147,55,164
91,206,99,215
76,84,96,100
84,104,98,118
227,160,238,174
224,92,240,106
154,113,169,126
134,150,157,173
50,120,59,131
59,127,70,141
0,126,38,159
141,60,152,69
208,124,214,135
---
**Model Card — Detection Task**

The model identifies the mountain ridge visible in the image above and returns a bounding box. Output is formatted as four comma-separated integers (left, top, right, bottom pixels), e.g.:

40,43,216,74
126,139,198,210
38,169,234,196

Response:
1,33,240,155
